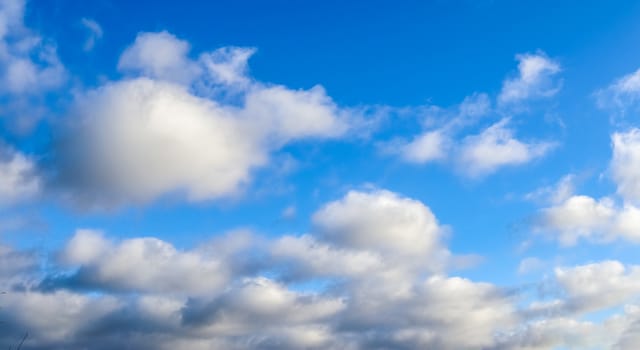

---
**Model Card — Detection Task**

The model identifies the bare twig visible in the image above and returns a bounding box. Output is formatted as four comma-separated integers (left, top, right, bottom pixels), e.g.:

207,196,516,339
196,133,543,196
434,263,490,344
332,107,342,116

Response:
15,332,27,350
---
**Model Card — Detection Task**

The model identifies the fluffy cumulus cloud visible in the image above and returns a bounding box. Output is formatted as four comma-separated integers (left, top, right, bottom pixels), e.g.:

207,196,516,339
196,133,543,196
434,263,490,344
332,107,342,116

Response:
538,194,640,245
538,194,617,245
2,189,640,349
554,261,640,313
0,190,508,349
56,78,267,205
312,190,448,261
54,31,349,207
272,190,452,286
0,144,40,205
498,52,562,105
534,130,640,245
47,229,231,295
535,189,640,245
118,31,199,84
458,119,555,177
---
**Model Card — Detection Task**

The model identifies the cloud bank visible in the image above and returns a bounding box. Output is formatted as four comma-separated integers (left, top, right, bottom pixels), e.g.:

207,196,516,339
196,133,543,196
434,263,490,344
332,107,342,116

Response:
0,190,638,349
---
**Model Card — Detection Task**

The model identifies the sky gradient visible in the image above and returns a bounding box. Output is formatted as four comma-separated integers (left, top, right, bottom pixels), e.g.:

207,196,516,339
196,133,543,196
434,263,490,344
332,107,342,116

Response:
2,0,640,349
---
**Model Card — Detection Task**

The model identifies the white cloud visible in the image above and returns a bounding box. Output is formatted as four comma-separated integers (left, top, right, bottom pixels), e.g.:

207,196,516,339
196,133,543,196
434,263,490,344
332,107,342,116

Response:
0,0,66,95
498,52,562,105
182,277,344,335
612,204,640,242
330,272,516,350
58,78,267,205
272,234,383,278
391,57,559,175
458,119,555,177
595,67,640,114
242,84,347,142
81,18,102,51
6,189,640,349
535,190,640,246
525,174,575,204
0,189,519,350
312,190,448,261
393,93,491,165
118,31,200,84
0,0,23,39
612,128,640,202
555,261,640,313
0,0,66,135
534,131,640,245
271,190,514,349
537,194,640,245
200,46,255,86
55,31,349,207
497,261,640,349
0,145,40,205
401,129,450,163
496,315,632,350
58,229,231,295
538,195,616,245
119,32,257,89
273,190,452,288
457,92,492,119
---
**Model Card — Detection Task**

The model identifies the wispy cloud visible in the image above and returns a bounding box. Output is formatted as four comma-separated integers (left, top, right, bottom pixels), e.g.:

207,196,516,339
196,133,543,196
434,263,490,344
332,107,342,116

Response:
80,18,103,51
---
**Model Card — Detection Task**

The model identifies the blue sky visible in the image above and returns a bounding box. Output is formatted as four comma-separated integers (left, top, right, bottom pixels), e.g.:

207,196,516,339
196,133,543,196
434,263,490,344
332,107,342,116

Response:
3,0,640,349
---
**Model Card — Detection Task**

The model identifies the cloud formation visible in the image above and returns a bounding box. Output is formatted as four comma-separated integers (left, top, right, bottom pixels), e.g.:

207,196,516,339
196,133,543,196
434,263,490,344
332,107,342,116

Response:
498,52,562,106
118,31,199,84
391,52,560,177
0,0,66,95
1,189,640,349
0,0,66,134
80,18,102,52
534,129,640,245
612,128,640,202
596,67,640,115
54,32,349,208
458,118,555,177
0,3,636,349
0,144,40,206
51,229,231,295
